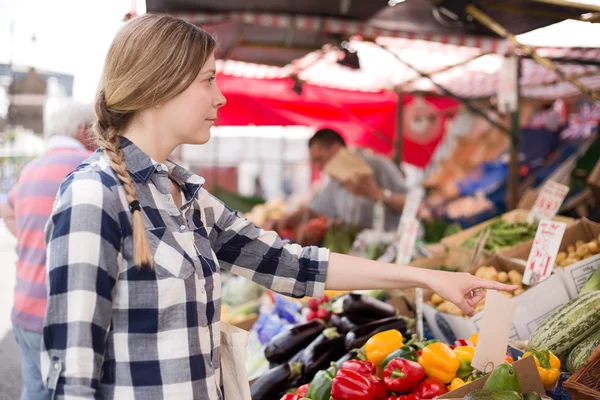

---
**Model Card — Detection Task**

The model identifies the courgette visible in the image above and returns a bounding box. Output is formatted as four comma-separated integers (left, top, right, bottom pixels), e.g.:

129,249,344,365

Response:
528,291,600,360
566,328,600,372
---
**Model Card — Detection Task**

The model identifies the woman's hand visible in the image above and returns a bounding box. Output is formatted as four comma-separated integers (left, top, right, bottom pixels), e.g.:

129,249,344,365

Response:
426,271,518,317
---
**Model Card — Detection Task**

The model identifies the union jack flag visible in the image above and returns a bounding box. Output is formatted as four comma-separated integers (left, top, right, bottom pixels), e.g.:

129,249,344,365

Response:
561,103,600,140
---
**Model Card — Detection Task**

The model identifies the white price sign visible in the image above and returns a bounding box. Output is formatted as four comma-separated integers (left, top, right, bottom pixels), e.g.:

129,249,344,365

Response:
396,218,419,265
528,180,569,224
523,220,567,286
398,187,424,231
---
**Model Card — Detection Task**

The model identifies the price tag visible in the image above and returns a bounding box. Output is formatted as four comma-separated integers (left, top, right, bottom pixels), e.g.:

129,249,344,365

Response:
472,290,517,372
523,220,567,286
396,217,423,340
398,187,424,232
395,218,419,265
527,180,569,224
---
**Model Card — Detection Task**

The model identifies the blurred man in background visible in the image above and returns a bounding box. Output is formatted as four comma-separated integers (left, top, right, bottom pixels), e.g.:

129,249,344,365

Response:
0,99,94,400
272,128,408,232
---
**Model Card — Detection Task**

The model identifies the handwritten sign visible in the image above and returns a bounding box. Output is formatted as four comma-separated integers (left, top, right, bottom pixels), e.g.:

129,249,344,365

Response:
523,220,567,286
472,290,517,372
527,181,569,224
398,187,424,232
396,218,420,265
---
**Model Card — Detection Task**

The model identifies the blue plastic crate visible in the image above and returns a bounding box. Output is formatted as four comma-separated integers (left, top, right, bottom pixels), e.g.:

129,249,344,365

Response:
546,372,573,400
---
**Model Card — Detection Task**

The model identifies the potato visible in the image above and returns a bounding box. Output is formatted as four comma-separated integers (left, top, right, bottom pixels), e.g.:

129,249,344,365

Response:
582,253,595,260
438,300,463,316
497,271,509,283
430,293,444,306
588,241,598,255
568,245,576,254
560,257,579,267
508,270,523,286
568,252,580,261
576,240,585,250
555,252,567,265
499,291,513,298
576,244,590,258
475,266,498,281
514,288,526,296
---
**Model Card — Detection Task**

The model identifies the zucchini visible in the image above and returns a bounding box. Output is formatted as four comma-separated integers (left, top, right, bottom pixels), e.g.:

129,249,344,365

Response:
528,291,600,360
566,329,600,372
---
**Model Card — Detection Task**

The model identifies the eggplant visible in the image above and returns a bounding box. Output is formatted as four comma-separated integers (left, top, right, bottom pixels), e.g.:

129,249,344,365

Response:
295,327,347,381
344,315,411,350
331,349,361,371
264,320,326,363
342,293,397,320
328,313,345,332
344,313,379,326
250,362,303,400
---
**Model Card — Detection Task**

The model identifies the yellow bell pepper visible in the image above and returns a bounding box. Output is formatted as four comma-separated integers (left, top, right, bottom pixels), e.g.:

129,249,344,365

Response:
418,342,460,384
523,350,561,387
453,346,475,380
365,329,403,366
470,333,479,346
453,346,475,362
449,377,466,391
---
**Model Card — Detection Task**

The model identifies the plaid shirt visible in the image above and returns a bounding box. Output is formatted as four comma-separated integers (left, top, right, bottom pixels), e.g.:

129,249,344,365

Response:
42,138,329,400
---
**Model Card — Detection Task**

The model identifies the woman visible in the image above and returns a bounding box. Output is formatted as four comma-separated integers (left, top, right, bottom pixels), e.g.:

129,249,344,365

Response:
42,13,515,400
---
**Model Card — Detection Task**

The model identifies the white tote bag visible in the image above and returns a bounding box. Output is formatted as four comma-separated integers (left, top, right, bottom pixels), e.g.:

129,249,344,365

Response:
220,322,252,400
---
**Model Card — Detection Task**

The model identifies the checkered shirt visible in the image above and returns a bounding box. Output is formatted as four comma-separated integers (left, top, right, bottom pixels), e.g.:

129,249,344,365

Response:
42,137,329,399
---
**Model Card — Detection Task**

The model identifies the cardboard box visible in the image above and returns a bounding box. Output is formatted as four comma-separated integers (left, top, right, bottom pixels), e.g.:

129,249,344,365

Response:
423,254,571,343
441,209,572,251
500,218,600,298
324,147,372,183
439,356,546,399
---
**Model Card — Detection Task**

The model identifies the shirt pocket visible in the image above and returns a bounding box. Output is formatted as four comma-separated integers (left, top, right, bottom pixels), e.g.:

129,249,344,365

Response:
146,227,196,280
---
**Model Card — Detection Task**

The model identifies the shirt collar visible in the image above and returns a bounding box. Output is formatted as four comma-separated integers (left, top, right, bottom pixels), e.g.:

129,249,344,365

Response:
47,135,86,151
119,137,205,194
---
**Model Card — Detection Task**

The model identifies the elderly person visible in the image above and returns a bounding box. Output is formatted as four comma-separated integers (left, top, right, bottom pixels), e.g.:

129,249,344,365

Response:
0,99,94,400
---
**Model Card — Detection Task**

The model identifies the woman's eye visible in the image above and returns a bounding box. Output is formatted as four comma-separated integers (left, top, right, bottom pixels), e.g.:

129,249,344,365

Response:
207,77,216,85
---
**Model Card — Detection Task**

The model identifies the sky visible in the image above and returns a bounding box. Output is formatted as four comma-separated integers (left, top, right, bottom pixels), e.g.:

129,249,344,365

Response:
0,0,146,101
0,0,599,102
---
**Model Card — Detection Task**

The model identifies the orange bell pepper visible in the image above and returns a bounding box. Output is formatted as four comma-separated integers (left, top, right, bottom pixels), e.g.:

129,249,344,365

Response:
365,329,404,367
418,342,460,384
470,333,479,346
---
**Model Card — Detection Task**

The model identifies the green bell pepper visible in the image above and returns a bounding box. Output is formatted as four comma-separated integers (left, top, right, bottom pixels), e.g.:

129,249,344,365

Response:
382,345,418,368
307,368,335,400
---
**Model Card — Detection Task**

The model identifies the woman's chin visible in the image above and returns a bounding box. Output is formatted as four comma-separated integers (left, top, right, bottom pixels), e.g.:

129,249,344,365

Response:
186,130,211,145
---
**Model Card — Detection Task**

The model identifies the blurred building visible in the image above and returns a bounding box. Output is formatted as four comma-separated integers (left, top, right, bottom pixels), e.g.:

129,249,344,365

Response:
0,64,73,135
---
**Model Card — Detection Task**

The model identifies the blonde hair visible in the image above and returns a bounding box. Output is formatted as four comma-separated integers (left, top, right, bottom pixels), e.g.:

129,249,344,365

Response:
92,13,217,268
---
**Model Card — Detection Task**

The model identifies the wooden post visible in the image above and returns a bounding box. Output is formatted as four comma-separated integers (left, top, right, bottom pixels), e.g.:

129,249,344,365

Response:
394,91,404,165
507,58,522,211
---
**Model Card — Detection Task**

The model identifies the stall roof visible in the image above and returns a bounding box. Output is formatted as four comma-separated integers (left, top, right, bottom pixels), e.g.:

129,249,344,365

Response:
153,0,600,65
216,36,600,99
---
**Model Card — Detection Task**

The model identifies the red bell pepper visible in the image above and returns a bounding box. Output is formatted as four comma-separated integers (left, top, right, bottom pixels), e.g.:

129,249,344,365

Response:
368,375,389,400
341,360,377,376
280,394,301,400
383,358,425,393
296,383,310,397
386,395,421,400
412,377,448,399
454,339,470,347
331,369,374,400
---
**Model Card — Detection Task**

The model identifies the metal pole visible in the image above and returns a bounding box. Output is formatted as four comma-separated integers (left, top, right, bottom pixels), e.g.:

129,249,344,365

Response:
394,91,404,165
507,58,522,211
378,43,512,137
466,4,600,102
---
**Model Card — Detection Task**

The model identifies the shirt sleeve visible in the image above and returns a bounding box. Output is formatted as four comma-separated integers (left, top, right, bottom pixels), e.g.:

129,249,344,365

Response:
202,189,329,298
42,170,122,399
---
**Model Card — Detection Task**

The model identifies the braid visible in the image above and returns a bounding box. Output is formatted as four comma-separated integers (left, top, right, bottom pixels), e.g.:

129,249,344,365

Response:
93,91,153,269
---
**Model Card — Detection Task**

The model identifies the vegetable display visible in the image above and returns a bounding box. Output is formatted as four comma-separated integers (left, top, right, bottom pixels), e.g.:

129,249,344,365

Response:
461,220,537,253
429,266,524,316
554,236,600,267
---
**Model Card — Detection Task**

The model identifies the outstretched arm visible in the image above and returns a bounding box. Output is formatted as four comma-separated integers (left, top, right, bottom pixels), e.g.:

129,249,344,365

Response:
325,253,516,317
